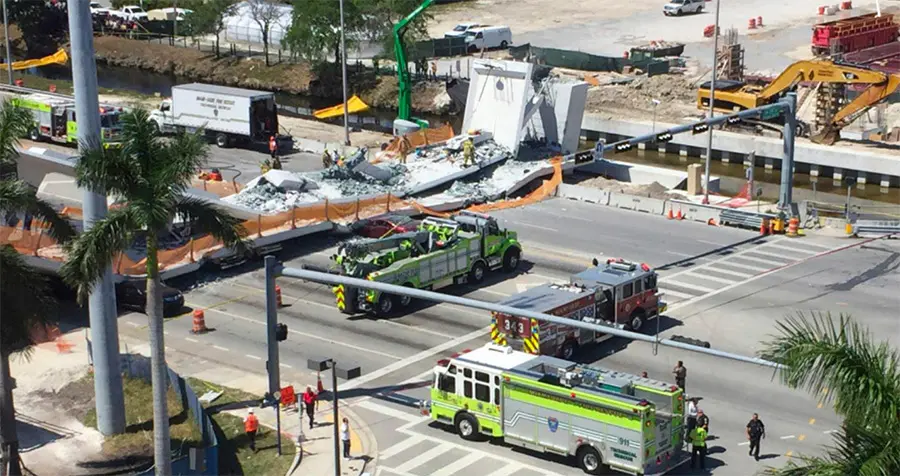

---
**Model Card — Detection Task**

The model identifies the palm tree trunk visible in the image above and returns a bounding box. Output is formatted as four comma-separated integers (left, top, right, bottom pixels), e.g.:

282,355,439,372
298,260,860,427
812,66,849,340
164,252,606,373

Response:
0,351,21,476
145,233,172,476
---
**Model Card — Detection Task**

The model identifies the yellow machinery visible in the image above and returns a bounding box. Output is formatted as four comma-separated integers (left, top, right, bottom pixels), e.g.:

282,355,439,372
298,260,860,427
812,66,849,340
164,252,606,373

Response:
697,60,900,144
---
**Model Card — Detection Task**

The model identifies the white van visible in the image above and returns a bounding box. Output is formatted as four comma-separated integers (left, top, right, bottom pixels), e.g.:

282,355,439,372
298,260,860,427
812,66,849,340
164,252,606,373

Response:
444,22,483,38
465,26,512,52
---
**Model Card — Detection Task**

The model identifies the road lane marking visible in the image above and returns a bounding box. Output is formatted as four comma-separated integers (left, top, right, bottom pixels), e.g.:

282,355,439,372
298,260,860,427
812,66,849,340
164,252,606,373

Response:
484,464,528,476
377,319,456,339
746,249,800,260
809,418,816,425
431,452,482,476
480,288,511,297
704,267,753,278
355,399,423,424
191,304,403,360
682,271,735,285
737,441,750,446
786,450,793,457
698,239,728,247
341,327,490,391
379,437,422,459
817,402,823,409
392,443,453,473
212,345,229,352
780,435,796,440
279,363,292,369
658,288,695,300
824,429,838,434
245,354,262,360
185,337,198,343
731,254,786,266
163,331,170,336
798,434,806,441
512,221,558,232
716,261,769,272
658,279,715,294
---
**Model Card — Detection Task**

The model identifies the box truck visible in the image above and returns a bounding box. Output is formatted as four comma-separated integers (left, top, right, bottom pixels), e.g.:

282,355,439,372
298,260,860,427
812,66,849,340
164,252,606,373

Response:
150,83,292,150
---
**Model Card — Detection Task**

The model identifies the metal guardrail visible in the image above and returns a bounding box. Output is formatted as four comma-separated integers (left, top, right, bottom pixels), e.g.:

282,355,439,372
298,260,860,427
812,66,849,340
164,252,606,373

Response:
852,220,900,236
719,209,776,230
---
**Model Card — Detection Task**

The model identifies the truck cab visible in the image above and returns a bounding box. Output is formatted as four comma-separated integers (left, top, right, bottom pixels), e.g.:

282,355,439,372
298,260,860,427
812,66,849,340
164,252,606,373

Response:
576,258,665,332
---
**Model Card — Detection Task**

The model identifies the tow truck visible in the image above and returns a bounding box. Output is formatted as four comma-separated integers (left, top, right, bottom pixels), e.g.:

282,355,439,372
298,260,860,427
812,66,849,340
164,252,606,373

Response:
491,258,666,360
13,93,123,146
424,343,689,475
332,211,522,316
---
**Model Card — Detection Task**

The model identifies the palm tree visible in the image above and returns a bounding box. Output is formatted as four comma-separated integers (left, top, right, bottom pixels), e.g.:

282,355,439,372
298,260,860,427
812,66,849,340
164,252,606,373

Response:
758,311,900,476
60,108,249,476
0,99,76,476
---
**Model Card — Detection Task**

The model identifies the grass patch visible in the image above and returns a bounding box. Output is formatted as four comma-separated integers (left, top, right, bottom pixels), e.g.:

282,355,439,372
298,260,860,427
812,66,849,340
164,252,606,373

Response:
82,374,202,460
0,70,154,100
187,378,296,476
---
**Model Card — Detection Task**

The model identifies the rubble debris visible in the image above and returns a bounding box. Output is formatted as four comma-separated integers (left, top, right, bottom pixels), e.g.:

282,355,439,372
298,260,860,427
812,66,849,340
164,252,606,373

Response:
571,174,683,200
222,180,323,213
586,73,698,120
245,169,318,192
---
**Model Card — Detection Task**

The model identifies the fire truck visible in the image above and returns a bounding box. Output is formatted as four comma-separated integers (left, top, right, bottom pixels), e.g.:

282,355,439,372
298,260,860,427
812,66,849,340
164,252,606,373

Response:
13,94,123,146
425,343,689,475
491,258,666,360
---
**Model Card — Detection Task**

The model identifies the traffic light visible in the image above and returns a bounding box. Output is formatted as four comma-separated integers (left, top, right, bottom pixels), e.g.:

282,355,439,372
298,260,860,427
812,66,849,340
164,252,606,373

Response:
613,142,633,154
573,150,594,164
275,323,288,341
726,116,741,125
655,132,673,143
692,123,709,134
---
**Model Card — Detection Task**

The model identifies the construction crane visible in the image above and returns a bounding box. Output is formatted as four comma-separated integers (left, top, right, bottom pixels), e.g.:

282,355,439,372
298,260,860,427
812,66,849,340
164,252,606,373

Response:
393,0,434,129
697,60,900,144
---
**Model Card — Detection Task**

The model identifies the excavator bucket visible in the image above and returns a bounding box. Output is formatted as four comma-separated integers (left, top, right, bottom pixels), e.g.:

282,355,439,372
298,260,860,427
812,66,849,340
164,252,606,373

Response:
810,128,840,145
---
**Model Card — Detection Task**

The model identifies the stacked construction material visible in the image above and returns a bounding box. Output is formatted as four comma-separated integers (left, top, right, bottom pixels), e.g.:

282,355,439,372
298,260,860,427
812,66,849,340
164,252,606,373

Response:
811,13,898,56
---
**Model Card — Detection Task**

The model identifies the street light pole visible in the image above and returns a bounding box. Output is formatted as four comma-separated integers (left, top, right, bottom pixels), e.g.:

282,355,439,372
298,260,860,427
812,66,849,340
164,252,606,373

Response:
651,99,660,134
703,0,721,204
2,0,12,84
339,0,351,147
331,361,340,476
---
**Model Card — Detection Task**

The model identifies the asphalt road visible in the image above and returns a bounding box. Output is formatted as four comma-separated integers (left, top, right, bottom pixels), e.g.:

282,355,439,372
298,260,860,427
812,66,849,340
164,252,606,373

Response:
99,196,882,475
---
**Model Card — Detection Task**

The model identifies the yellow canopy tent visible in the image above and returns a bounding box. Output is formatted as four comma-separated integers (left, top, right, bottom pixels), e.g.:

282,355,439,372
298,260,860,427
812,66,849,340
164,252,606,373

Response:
313,95,369,120
0,49,69,71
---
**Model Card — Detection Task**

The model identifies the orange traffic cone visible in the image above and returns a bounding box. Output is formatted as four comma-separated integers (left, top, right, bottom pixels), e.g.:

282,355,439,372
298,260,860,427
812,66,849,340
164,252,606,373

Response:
55,338,74,353
708,218,717,226
275,285,283,307
676,209,684,220
666,208,674,220
760,219,769,235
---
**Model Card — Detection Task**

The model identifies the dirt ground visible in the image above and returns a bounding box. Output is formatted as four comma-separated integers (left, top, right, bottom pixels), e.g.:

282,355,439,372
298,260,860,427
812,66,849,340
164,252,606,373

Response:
568,173,684,200
585,72,704,122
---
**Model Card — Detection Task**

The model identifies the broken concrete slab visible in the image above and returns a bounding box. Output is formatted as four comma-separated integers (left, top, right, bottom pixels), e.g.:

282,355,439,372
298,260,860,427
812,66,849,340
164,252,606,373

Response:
244,169,316,192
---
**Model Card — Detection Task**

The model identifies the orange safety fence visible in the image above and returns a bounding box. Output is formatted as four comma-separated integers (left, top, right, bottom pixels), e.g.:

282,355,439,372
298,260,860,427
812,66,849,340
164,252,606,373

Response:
6,161,563,276
191,179,243,198
373,123,456,164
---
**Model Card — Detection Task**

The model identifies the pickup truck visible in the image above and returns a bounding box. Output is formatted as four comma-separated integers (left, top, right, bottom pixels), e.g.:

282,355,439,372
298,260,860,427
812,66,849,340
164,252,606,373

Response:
110,5,149,21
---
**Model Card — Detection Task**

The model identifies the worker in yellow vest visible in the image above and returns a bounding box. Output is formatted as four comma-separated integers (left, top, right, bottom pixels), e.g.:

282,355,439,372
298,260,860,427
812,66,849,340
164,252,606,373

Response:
462,137,475,168
689,424,708,470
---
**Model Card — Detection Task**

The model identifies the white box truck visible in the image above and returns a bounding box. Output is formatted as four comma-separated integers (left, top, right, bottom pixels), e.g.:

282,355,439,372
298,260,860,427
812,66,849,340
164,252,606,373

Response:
150,83,292,150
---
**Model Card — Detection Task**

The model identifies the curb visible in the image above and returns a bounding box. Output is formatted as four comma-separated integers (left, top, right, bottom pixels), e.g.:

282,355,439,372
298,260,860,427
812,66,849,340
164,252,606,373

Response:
342,402,378,476
251,418,302,476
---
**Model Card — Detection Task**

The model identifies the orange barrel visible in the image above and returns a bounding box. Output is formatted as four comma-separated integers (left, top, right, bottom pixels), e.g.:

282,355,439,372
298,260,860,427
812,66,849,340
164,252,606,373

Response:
757,16,763,27
748,18,757,29
818,5,826,14
192,309,207,333
275,285,283,307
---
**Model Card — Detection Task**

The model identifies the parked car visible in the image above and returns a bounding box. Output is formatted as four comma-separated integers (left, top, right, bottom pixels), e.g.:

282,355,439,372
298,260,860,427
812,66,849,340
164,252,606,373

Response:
465,26,512,53
663,0,704,16
116,279,185,317
444,22,483,38
90,2,112,18
353,215,422,239
111,5,149,21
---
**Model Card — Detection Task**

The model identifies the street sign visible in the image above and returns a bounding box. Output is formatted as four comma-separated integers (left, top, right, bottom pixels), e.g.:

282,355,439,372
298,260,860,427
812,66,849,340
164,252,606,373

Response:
761,107,781,120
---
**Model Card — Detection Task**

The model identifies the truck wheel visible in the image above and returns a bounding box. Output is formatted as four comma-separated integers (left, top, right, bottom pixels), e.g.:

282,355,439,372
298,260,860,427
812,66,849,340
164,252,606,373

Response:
376,294,395,316
469,261,487,284
28,129,39,141
502,248,520,272
398,284,415,308
577,445,603,474
500,40,509,49
454,412,479,441
561,341,577,360
628,310,646,332
215,133,229,148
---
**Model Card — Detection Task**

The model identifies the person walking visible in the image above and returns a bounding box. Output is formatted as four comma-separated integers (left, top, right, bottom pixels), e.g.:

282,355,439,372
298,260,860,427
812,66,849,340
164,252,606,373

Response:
689,423,708,470
269,135,278,159
341,417,351,460
398,135,412,164
686,398,698,433
672,360,686,391
302,386,317,429
244,409,259,453
746,413,766,461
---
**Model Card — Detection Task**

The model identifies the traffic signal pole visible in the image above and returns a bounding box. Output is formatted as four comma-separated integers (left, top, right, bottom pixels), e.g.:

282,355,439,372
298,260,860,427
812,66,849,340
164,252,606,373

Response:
264,256,282,455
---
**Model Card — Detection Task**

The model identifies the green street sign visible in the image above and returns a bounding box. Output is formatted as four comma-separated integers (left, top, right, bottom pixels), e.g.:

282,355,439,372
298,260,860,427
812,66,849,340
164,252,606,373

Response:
761,107,782,120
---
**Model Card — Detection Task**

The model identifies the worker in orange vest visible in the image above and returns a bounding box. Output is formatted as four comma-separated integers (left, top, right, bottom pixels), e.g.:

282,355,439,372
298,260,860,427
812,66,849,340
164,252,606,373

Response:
244,409,259,452
269,136,278,159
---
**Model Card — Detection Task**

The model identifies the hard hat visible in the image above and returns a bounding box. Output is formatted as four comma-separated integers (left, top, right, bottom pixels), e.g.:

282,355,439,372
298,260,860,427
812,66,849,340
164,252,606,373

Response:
248,409,254,414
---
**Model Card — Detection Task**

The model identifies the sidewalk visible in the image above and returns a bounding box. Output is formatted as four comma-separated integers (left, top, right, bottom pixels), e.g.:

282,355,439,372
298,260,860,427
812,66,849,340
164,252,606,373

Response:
13,329,377,476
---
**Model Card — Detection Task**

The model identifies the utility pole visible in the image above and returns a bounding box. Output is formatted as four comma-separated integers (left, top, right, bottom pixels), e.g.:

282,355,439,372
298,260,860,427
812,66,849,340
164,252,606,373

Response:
173,0,178,40
779,93,797,212
3,0,12,84
68,0,126,436
264,256,282,455
703,0,721,204
339,0,351,146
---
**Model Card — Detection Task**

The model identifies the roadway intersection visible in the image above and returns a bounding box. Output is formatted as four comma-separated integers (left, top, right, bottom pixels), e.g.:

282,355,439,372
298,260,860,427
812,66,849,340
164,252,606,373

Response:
111,197,896,476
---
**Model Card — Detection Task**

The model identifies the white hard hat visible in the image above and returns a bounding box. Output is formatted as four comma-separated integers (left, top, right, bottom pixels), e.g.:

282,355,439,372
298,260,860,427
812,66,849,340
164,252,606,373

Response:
248,409,254,414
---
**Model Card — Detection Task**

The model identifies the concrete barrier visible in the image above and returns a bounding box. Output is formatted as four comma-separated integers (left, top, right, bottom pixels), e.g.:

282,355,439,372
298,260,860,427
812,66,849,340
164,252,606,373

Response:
556,183,611,205
665,200,724,224
608,191,667,215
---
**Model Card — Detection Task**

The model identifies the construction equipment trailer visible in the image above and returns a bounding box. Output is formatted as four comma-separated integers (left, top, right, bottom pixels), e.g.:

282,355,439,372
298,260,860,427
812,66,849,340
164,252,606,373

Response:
13,93,123,146
491,258,666,360
332,211,522,316
696,59,900,144
424,343,689,475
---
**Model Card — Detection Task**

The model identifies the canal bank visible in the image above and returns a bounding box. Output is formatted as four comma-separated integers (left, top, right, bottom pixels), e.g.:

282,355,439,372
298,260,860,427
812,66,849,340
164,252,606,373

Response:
582,115,900,190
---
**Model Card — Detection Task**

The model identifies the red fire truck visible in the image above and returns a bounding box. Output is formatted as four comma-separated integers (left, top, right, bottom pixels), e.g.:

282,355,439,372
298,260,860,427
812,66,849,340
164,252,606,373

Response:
490,258,666,360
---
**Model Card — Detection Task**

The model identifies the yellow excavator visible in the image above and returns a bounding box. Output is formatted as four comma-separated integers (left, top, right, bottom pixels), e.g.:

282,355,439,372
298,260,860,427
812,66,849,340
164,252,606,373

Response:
697,60,900,144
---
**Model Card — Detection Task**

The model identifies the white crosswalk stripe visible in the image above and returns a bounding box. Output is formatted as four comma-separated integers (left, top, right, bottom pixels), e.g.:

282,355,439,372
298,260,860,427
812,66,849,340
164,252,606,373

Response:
659,279,715,294
743,248,798,260
731,254,785,266
716,260,770,272
659,288,695,300
703,266,753,278
380,437,422,459
763,243,819,255
430,452,483,476
682,271,736,285
393,443,453,473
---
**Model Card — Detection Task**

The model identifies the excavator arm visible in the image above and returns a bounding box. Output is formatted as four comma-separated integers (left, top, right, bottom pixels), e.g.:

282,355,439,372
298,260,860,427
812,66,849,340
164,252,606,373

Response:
812,73,900,144
756,60,888,101
393,0,435,122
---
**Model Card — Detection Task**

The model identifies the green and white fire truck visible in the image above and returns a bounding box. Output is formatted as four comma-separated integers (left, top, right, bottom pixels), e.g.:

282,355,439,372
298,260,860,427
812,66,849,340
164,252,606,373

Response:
13,94,123,146
425,344,689,475
332,211,522,316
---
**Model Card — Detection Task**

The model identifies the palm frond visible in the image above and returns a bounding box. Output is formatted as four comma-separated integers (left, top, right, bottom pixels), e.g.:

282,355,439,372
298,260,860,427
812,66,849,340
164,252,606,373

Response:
174,197,250,255
118,108,162,178
759,311,900,428
156,128,209,196
0,180,76,243
0,99,34,166
74,139,148,199
0,245,57,352
59,207,138,304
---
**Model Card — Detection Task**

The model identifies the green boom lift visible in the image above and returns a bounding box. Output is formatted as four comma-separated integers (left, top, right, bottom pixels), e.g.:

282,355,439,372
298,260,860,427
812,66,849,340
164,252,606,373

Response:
393,0,434,129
